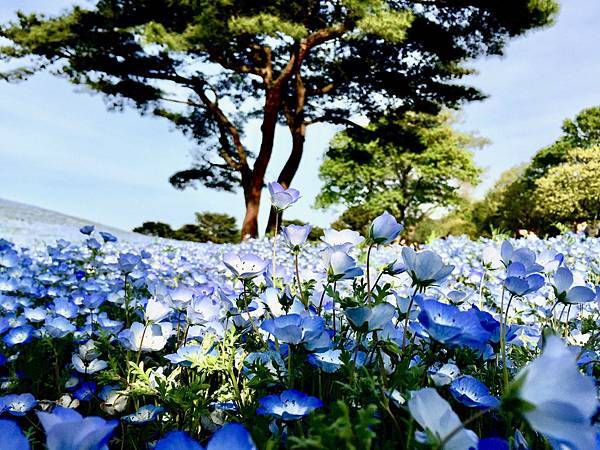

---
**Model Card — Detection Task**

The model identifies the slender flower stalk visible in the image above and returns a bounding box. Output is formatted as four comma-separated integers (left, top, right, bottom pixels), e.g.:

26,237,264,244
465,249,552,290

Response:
272,211,279,283
366,243,375,302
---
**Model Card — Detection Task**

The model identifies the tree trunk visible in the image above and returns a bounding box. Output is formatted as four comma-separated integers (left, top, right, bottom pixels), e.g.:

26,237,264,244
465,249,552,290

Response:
240,86,283,240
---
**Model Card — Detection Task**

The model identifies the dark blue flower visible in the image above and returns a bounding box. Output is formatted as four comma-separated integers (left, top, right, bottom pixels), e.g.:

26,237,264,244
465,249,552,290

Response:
206,423,257,450
478,438,509,450
99,231,117,243
413,297,490,350
155,431,203,450
79,225,95,235
73,382,97,401
257,390,323,420
449,375,500,409
0,419,30,450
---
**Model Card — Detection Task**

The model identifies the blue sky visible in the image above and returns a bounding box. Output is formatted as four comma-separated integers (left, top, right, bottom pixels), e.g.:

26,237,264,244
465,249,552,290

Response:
1,1,599,232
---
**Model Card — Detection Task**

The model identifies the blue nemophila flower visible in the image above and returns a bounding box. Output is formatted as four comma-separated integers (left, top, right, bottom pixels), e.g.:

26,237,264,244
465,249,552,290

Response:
0,419,30,450
206,423,257,450
118,322,172,352
429,363,460,387
321,228,364,249
478,438,509,450
51,298,79,319
507,336,598,450
165,345,217,367
413,297,490,350
408,388,478,449
98,386,128,415
257,389,323,420
73,382,97,401
307,349,343,373
449,376,500,409
223,253,268,280
369,211,403,244
155,430,203,450
553,266,596,303
401,248,454,289
268,182,301,210
344,303,395,332
3,325,34,346
37,406,118,450
261,314,329,350
382,259,407,276
281,224,312,252
0,393,37,416
500,241,543,273
504,262,544,297
122,404,165,424
79,225,94,235
23,307,47,323
44,316,76,338
99,231,117,243
321,247,363,281
72,341,105,375
144,297,172,323
118,253,141,273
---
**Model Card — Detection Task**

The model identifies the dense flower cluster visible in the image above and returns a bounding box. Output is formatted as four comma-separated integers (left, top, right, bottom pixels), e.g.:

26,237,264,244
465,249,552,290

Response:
0,197,599,449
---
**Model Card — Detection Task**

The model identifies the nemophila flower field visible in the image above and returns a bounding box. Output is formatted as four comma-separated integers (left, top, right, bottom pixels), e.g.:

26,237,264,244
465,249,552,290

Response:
0,187,599,449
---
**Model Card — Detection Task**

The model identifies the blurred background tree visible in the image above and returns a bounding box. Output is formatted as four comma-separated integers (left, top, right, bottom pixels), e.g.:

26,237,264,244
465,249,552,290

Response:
0,0,558,238
316,111,484,237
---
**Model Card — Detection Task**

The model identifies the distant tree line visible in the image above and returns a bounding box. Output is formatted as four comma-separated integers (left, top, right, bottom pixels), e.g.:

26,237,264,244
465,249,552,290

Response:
133,213,323,244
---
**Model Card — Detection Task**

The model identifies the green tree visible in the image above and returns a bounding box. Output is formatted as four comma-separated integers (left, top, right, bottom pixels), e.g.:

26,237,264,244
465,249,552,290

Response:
191,212,239,243
472,106,600,235
532,146,600,227
133,221,176,238
316,111,483,233
0,0,557,238
133,212,239,243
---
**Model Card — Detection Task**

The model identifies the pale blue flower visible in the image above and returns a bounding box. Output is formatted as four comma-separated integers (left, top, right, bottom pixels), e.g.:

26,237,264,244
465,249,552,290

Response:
281,224,312,252
369,211,403,244
402,248,454,289
268,182,301,210
223,253,268,280
408,388,478,450
553,266,596,303
509,336,598,450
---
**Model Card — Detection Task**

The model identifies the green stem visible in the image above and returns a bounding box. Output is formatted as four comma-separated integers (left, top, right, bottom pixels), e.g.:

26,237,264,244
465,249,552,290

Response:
272,211,279,283
366,243,374,302
294,252,305,307
401,288,418,351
